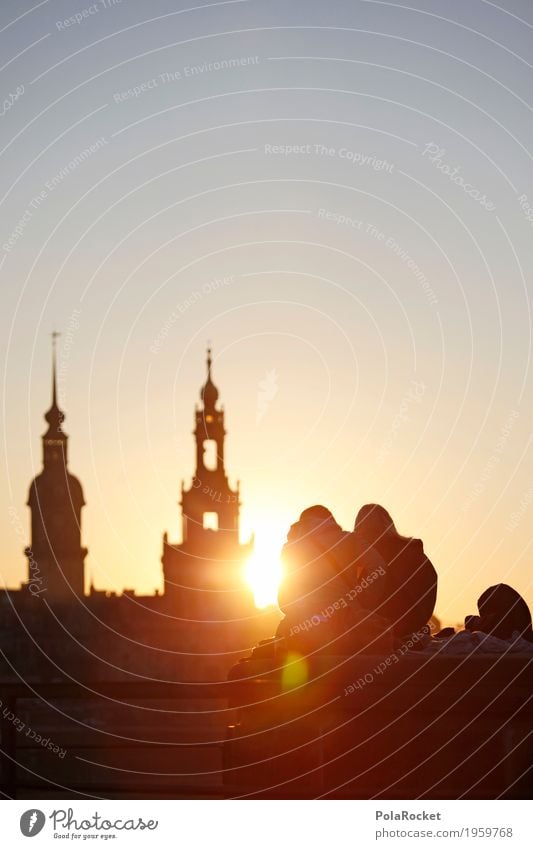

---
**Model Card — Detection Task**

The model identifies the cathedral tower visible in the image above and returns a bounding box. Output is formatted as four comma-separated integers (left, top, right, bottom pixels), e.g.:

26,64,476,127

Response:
25,336,87,602
162,348,254,620
182,346,241,544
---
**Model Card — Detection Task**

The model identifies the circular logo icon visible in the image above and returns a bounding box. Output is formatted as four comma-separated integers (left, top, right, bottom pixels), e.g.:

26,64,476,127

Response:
20,810,46,837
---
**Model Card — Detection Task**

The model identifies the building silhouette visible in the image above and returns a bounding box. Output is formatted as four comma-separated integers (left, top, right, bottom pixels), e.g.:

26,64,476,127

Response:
0,340,277,684
25,335,87,602
162,348,255,621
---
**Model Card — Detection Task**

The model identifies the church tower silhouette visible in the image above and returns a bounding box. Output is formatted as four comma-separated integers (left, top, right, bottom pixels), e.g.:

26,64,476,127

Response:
25,335,87,602
162,348,255,620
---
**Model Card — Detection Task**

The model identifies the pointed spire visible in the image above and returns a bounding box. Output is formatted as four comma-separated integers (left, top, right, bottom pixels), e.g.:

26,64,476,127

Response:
51,330,59,407
44,332,66,439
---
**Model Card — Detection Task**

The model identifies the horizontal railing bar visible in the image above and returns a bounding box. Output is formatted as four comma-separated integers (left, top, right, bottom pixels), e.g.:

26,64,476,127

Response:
0,681,240,699
10,781,237,796
12,742,224,750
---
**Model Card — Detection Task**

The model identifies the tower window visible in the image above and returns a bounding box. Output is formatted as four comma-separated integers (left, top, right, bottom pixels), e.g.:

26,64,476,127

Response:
203,439,218,471
203,512,218,531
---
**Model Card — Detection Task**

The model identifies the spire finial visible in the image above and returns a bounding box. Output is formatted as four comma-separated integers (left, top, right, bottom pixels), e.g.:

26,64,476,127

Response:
51,331,61,407
200,343,219,410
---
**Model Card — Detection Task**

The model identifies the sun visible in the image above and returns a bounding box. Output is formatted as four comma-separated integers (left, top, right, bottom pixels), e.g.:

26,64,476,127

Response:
244,521,285,609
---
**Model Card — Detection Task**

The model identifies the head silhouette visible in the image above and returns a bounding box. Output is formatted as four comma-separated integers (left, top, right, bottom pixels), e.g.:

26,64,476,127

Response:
299,505,337,526
477,584,533,641
353,503,398,544
286,505,339,543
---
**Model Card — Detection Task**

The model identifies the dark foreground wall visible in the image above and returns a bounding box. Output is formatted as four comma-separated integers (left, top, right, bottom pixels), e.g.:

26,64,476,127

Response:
225,652,533,799
0,653,531,799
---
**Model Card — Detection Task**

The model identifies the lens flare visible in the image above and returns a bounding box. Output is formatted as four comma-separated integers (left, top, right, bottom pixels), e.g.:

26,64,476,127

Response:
281,652,309,690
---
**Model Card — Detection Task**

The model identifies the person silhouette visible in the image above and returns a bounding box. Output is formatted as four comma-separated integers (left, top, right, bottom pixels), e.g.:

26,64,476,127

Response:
465,584,533,642
277,505,392,655
352,504,437,642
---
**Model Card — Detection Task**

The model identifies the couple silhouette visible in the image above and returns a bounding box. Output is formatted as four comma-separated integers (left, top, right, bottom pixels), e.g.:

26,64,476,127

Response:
277,503,437,655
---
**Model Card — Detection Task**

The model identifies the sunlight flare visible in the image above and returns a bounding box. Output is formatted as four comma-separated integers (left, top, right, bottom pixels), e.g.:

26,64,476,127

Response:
244,522,285,609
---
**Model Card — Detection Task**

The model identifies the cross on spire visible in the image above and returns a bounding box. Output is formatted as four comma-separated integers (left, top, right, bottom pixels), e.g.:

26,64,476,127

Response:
51,331,61,406
201,344,219,411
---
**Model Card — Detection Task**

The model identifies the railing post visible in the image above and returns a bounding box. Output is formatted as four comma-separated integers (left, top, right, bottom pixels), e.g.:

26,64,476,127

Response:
0,695,17,798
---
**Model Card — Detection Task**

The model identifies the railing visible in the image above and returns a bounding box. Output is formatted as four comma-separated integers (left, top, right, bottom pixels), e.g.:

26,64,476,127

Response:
2,653,532,799
0,680,251,799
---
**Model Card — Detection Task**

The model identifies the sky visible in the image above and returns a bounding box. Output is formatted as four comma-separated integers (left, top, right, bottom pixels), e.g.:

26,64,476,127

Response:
1,0,533,626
